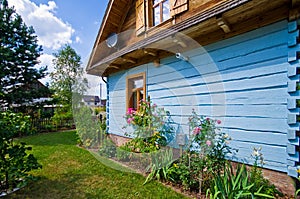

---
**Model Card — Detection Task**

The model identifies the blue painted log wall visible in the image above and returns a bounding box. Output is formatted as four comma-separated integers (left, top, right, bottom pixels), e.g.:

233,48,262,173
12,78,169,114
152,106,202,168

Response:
107,20,300,174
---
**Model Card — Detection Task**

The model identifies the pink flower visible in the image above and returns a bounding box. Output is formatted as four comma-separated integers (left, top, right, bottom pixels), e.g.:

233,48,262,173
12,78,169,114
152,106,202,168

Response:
217,120,221,124
127,108,134,114
127,117,133,124
193,126,201,135
206,140,212,146
206,118,210,121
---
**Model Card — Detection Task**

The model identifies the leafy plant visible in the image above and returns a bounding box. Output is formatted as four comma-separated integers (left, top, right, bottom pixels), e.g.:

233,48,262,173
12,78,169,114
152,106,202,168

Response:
0,111,42,193
185,110,233,194
206,163,274,199
98,138,117,158
124,97,167,139
74,106,102,148
143,148,174,184
122,97,174,154
249,147,282,196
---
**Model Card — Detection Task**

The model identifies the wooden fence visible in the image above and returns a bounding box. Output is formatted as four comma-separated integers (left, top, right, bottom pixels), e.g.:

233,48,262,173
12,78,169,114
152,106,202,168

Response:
31,118,75,132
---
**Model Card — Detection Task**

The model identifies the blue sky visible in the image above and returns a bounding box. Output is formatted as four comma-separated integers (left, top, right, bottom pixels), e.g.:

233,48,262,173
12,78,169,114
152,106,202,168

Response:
7,0,109,97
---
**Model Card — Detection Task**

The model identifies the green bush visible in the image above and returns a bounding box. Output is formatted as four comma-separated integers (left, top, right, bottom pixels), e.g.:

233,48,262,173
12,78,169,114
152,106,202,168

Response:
0,111,42,193
98,138,117,158
74,106,101,148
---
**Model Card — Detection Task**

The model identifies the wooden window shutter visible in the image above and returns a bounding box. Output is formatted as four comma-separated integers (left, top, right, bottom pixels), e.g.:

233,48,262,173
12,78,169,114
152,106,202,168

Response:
136,0,146,35
170,0,188,16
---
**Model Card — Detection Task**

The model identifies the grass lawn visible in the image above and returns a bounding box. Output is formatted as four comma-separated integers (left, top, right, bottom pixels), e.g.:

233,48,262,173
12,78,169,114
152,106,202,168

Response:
9,131,187,199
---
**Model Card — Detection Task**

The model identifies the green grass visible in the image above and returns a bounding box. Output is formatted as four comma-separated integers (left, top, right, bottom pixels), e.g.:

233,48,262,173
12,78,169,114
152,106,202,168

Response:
9,131,187,199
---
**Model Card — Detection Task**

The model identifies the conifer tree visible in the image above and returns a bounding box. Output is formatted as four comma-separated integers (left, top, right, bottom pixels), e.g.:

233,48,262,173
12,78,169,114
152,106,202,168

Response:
0,0,47,108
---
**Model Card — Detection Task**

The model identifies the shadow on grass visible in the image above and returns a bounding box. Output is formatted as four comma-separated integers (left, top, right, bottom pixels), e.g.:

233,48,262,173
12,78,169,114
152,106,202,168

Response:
17,131,78,147
8,174,107,199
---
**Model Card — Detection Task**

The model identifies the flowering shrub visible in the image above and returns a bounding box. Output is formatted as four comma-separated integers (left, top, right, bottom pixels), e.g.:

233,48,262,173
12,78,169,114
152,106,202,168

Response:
167,109,233,193
124,98,165,138
122,98,174,153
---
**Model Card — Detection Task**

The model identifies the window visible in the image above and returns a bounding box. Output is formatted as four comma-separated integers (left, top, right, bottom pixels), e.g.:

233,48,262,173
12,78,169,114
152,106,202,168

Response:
153,0,170,26
126,73,146,110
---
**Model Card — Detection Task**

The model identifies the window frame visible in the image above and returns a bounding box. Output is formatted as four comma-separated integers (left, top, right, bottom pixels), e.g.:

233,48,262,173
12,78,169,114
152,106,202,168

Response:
151,0,170,27
126,72,146,111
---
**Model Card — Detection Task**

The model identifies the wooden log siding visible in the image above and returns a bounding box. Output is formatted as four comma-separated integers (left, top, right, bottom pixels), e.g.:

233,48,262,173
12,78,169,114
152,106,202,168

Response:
107,20,298,173
286,20,300,177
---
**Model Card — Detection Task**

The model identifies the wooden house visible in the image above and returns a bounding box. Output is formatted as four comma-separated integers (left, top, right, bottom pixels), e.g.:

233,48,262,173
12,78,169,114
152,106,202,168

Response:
87,0,300,193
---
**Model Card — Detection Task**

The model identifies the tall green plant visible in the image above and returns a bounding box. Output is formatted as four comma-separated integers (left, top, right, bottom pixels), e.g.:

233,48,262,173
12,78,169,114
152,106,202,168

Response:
186,110,233,194
206,163,274,199
249,147,282,196
0,0,47,109
74,106,102,148
143,148,174,184
50,45,88,121
0,111,41,193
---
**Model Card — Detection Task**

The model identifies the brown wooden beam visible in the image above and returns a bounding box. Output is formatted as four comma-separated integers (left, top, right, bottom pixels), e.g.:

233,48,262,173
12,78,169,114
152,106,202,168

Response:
143,49,157,56
108,64,120,69
217,16,231,33
121,56,137,64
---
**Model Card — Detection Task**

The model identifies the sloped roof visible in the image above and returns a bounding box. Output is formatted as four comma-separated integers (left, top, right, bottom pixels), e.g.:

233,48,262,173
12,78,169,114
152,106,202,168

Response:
87,0,289,77
87,0,133,70
83,95,100,103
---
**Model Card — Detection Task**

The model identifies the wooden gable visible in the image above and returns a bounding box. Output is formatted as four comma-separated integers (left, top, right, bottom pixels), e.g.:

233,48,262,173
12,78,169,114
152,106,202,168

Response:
170,0,188,16
87,0,296,77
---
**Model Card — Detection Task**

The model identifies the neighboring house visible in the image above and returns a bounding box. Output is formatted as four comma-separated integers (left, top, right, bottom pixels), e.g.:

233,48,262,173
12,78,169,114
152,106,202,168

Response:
10,80,52,108
82,95,101,107
86,0,300,192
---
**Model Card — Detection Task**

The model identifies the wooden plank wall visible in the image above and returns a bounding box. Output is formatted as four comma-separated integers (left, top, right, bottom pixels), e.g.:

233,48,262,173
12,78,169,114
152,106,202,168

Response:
286,20,300,177
107,20,293,173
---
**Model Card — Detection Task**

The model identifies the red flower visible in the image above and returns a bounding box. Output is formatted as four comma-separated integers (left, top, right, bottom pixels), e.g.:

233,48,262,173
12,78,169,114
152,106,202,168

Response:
217,120,221,124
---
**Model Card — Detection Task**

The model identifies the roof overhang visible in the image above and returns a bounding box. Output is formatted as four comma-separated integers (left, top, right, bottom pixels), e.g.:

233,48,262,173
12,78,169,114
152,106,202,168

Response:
87,0,292,77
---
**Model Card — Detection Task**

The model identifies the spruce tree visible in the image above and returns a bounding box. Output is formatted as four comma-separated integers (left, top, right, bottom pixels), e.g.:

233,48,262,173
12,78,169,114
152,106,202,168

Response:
0,0,47,108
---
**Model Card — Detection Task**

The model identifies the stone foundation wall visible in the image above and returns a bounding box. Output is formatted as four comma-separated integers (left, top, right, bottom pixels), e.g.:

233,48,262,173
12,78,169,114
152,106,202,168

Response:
109,134,131,147
262,168,296,196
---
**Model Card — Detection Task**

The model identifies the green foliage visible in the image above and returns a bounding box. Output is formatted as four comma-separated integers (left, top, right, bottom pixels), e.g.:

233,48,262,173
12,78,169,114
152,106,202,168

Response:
206,163,274,199
123,98,174,154
0,0,47,108
249,147,282,196
174,109,233,193
0,111,41,193
98,138,117,158
188,109,232,171
124,97,167,138
207,163,253,198
74,106,102,148
50,45,88,119
144,148,174,184
0,111,33,137
167,152,212,191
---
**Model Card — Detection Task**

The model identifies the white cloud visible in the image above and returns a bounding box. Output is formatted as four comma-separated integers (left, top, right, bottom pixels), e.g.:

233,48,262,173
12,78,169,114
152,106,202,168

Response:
7,0,74,50
38,53,55,84
84,74,106,98
75,36,82,44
